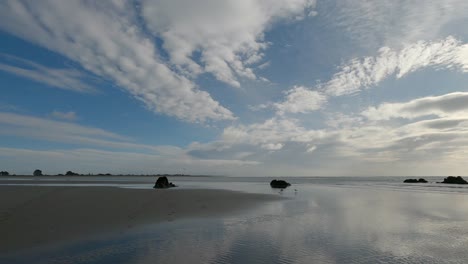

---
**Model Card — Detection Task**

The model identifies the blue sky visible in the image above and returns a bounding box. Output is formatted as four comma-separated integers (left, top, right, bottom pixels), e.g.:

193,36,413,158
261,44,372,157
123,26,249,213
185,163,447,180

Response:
1,0,468,176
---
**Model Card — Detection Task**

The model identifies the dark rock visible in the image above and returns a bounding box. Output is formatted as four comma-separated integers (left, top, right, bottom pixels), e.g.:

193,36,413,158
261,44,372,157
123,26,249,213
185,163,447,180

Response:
404,178,428,183
270,179,291,189
439,176,468,184
153,176,176,189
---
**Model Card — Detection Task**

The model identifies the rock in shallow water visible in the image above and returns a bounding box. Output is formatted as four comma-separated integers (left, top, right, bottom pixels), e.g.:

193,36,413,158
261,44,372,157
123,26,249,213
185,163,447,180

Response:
153,176,176,189
403,178,428,183
439,176,468,184
270,179,291,189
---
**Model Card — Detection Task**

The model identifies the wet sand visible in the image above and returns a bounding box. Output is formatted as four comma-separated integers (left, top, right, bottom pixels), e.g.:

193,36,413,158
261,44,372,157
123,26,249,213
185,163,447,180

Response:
0,186,280,253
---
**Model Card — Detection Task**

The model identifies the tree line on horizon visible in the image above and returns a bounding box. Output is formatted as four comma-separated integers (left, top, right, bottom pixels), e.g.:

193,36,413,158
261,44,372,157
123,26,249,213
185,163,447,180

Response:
0,169,190,177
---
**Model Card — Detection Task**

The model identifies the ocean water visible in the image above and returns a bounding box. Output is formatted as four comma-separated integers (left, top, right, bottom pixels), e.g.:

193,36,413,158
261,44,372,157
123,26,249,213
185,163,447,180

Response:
1,176,468,264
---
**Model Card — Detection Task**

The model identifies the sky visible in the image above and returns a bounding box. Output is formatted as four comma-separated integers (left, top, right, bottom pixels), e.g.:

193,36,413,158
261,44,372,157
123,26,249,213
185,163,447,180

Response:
1,0,468,176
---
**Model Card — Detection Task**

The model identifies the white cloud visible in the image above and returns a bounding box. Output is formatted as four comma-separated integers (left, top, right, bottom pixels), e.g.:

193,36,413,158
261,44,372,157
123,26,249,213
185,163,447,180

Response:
0,55,95,93
258,61,271,70
0,0,234,122
0,112,260,174
343,119,468,159
249,85,326,114
327,92,468,162
3,1,468,176
261,143,284,151
222,117,304,148
190,91,468,175
362,92,468,120
188,112,468,175
306,145,317,153
0,0,318,122
275,86,326,114
330,0,468,48
214,117,334,154
323,36,468,96
7,100,466,176
142,0,316,87
325,113,364,129
50,111,78,121
257,37,468,118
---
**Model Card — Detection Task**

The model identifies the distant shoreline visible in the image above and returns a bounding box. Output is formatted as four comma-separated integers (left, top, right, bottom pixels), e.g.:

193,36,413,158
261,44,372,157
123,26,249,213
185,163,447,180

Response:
0,174,224,177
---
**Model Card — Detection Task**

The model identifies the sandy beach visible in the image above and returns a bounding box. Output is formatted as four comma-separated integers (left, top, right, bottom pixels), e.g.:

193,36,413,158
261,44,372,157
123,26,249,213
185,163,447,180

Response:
0,186,281,253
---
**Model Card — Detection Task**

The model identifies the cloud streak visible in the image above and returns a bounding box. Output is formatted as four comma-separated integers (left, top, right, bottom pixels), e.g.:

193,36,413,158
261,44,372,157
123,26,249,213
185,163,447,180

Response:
0,0,234,122
323,37,468,96
0,112,156,150
362,92,468,120
330,0,468,48
252,37,468,117
0,55,95,92
0,0,317,122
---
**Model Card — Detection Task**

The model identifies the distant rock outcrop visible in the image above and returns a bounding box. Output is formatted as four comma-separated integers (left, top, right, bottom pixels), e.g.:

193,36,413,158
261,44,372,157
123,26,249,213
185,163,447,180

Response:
439,176,468,184
404,178,428,183
270,179,291,188
153,176,176,189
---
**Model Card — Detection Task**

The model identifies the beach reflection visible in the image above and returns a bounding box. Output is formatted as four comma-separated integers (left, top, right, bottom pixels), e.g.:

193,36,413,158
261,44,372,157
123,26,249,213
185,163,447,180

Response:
4,185,468,264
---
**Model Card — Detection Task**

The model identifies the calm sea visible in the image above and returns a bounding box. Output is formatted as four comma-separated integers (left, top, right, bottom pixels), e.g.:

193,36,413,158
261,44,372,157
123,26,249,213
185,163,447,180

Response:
1,176,468,264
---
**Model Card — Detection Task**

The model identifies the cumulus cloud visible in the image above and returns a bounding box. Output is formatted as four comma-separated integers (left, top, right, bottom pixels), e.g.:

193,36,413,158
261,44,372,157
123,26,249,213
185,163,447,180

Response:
261,143,284,151
210,117,332,154
188,112,468,175
326,92,468,163
0,55,95,92
323,37,468,96
222,117,304,148
275,86,326,114
190,91,468,175
142,0,316,87
250,86,326,114
362,92,468,120
0,0,234,122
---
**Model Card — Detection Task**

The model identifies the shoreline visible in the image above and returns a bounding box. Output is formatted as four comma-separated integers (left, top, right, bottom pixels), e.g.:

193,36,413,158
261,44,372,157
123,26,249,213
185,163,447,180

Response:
0,186,282,253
